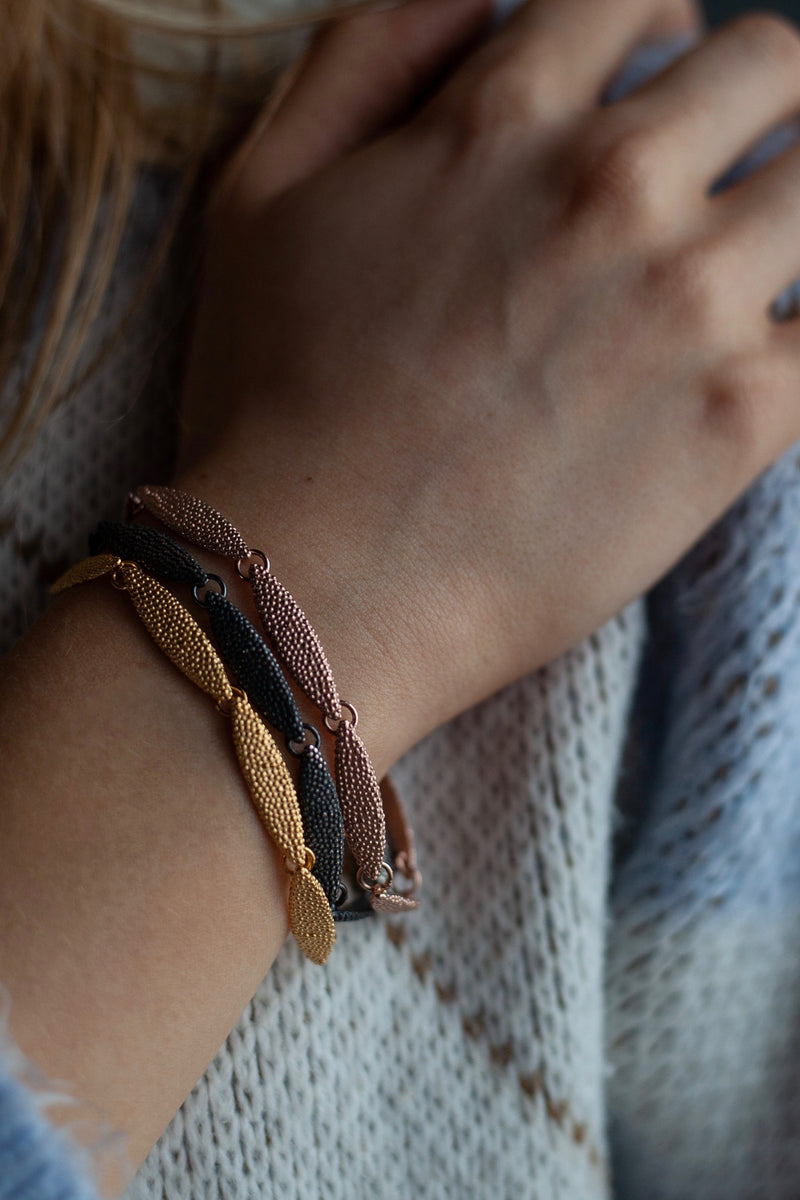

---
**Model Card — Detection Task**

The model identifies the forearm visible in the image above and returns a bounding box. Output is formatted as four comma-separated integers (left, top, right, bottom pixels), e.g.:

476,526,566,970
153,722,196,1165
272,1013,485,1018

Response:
0,471,418,1194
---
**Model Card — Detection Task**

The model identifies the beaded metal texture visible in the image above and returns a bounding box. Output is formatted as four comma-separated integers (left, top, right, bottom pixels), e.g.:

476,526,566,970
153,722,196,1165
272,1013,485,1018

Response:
89,521,206,587
250,565,341,718
298,744,345,908
88,521,358,919
334,718,386,881
134,485,249,559
52,554,122,591
50,554,336,965
132,484,419,912
204,591,305,744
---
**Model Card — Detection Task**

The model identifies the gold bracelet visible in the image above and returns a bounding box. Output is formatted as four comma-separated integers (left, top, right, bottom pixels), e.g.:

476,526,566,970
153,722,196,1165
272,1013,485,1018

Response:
51,554,336,966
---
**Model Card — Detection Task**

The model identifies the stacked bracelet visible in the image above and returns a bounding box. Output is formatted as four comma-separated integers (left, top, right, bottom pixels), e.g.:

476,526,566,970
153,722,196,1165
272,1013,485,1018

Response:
127,485,420,914
50,554,337,966
87,520,369,922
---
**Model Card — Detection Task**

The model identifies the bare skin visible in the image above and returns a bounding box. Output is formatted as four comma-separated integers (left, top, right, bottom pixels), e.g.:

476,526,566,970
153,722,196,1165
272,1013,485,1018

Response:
4,0,800,1191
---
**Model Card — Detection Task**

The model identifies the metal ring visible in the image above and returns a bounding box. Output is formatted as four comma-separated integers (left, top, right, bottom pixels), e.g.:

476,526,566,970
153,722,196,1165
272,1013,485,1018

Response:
110,559,131,589
283,848,316,875
124,491,144,521
192,573,227,607
356,861,394,894
323,701,358,734
393,853,423,899
216,686,245,716
332,881,348,909
286,723,322,757
235,549,269,580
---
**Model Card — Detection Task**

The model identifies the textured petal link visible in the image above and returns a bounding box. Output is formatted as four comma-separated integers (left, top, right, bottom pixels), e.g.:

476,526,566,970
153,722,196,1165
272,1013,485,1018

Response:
136,484,250,559
50,555,333,962
230,694,307,868
250,563,341,719
118,562,233,704
334,720,386,881
370,893,420,914
288,868,336,965
50,554,120,593
380,774,420,891
206,592,305,743
298,745,345,906
90,521,207,587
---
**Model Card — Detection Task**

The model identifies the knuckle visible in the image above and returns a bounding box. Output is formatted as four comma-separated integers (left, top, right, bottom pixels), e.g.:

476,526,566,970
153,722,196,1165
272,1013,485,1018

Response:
724,11,800,70
569,126,668,234
648,242,730,341
446,57,559,147
701,357,770,470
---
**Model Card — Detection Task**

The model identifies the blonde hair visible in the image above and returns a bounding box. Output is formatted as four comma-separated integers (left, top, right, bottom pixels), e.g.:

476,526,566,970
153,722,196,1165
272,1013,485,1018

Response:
0,0,381,473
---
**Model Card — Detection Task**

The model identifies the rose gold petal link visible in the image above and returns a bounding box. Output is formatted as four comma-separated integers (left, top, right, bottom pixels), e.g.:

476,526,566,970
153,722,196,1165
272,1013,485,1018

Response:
288,868,336,965
230,695,307,866
370,894,421,914
120,563,233,704
380,775,420,888
136,485,250,559
334,721,386,879
250,564,341,718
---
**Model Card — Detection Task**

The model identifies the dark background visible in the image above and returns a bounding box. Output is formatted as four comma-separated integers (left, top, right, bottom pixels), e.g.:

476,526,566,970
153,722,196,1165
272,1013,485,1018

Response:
704,0,798,23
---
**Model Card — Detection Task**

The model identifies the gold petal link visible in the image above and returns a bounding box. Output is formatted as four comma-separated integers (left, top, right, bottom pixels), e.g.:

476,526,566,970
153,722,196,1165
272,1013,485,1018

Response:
230,694,307,866
288,869,336,966
117,562,233,705
50,554,120,594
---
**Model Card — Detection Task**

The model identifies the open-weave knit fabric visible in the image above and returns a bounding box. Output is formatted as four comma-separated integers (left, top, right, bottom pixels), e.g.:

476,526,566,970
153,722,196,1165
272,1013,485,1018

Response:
3,25,800,1200
606,443,800,1197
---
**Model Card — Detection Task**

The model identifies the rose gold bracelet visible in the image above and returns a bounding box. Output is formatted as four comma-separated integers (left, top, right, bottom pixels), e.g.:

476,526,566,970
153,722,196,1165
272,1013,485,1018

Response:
50,553,337,965
127,484,420,914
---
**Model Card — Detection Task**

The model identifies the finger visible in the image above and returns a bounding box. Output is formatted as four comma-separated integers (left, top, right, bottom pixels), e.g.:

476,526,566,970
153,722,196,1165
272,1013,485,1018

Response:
711,132,800,314
432,0,702,126
218,0,494,213
609,13,800,193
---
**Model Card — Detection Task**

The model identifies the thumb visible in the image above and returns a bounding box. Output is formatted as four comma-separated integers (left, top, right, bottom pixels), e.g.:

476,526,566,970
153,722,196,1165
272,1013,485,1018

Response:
214,0,493,214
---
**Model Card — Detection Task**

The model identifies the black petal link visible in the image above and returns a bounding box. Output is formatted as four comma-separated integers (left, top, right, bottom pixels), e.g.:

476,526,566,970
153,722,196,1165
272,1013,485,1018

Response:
332,907,373,922
90,519,350,921
298,744,346,905
205,592,306,744
89,521,208,587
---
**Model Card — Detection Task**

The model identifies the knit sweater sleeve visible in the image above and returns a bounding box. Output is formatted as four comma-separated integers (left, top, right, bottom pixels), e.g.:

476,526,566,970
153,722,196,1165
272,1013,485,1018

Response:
0,1048,98,1200
0,982,132,1200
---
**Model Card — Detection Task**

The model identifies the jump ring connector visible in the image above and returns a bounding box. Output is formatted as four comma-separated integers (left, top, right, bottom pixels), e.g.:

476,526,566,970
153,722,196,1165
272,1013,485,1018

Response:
357,861,394,894
287,724,322,757
393,852,422,898
192,573,227,607
124,491,144,521
323,701,358,734
110,559,131,589
216,686,245,716
235,549,269,580
283,847,316,875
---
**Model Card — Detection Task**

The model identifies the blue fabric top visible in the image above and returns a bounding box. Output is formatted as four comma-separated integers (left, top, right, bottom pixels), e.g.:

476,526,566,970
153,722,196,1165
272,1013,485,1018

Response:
0,1048,99,1200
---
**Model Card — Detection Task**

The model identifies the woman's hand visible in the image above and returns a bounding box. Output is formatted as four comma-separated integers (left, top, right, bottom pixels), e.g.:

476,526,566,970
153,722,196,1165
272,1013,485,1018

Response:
179,0,800,772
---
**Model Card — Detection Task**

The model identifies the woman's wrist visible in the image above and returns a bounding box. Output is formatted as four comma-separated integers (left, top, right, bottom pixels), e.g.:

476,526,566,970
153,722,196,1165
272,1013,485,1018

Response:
171,449,473,778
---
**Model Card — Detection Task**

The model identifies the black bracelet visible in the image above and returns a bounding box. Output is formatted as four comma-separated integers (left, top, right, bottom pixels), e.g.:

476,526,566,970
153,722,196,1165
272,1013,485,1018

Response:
89,520,370,921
